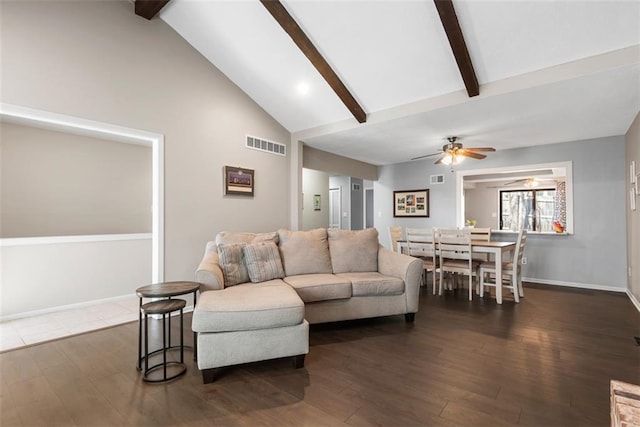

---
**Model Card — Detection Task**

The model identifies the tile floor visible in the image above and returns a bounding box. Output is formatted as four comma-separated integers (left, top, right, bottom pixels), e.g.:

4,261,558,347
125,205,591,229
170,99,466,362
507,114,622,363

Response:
0,295,140,352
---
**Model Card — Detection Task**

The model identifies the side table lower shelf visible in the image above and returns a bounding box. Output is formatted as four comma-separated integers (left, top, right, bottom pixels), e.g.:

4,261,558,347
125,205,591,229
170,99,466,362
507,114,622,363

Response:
140,298,187,383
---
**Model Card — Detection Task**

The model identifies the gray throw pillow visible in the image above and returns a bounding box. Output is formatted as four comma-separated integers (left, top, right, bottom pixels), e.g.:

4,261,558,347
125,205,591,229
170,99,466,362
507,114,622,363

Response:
217,243,249,286
328,228,379,274
243,241,285,283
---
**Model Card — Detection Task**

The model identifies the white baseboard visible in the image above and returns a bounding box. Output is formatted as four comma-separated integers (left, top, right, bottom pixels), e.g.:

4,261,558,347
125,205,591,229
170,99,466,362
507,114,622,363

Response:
523,277,627,293
627,290,640,313
524,277,639,312
1,293,194,322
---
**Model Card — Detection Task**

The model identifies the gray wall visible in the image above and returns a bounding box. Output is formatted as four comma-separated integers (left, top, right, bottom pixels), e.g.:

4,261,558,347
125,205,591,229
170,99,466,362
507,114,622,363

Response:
1,1,291,280
375,136,628,289
303,146,377,181
1,122,152,237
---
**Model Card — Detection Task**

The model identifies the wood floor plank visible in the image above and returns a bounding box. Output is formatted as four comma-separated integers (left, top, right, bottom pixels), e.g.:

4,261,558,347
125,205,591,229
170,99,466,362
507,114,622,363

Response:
0,281,638,426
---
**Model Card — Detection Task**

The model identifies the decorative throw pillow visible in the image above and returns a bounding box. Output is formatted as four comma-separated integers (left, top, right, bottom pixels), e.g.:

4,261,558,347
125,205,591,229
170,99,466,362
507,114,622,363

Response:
217,243,249,286
327,228,379,274
243,241,285,283
277,228,333,276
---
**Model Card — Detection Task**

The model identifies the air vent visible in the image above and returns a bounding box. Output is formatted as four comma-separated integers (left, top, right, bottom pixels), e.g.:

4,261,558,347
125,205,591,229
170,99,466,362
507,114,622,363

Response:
430,174,445,184
246,135,286,156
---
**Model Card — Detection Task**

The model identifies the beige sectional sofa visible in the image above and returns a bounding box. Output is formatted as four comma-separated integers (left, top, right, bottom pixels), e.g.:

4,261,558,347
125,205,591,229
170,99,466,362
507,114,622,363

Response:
192,227,422,382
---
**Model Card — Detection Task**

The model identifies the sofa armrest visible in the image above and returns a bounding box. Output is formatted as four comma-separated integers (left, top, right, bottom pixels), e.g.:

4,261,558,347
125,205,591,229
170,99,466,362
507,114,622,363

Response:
377,245,423,313
195,241,224,291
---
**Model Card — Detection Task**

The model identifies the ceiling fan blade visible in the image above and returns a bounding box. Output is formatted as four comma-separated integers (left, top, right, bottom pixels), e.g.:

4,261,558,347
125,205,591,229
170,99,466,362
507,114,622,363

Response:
504,179,526,186
434,155,446,165
464,147,496,152
458,150,486,159
411,152,442,161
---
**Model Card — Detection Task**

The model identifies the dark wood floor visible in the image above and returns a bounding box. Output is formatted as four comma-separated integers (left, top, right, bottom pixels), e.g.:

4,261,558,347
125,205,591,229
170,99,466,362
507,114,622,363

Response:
2,282,639,426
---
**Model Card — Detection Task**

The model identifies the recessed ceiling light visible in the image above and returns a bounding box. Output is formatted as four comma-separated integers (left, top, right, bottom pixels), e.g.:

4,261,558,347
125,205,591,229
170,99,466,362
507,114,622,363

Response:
296,82,310,95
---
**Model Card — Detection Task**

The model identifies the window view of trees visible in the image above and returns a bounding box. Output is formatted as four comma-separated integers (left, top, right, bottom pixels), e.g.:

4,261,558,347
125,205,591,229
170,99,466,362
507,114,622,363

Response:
500,189,556,232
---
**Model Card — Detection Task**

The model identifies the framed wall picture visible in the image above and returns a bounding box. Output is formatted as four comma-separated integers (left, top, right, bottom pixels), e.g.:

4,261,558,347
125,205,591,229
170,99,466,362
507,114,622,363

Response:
313,194,321,211
224,166,254,196
393,189,429,217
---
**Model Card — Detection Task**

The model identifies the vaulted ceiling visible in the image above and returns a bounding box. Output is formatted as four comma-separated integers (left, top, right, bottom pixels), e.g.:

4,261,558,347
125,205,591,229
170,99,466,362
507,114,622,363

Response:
143,0,640,166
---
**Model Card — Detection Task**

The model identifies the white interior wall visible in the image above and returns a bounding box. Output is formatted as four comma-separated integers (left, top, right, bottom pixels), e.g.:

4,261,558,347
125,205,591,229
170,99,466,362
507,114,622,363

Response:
1,1,291,285
464,185,499,229
1,235,151,317
302,168,330,230
0,121,152,237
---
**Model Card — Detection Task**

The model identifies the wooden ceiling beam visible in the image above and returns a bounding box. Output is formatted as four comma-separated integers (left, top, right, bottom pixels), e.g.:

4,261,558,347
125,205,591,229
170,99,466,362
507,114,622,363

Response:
433,0,479,97
260,0,367,124
135,0,171,20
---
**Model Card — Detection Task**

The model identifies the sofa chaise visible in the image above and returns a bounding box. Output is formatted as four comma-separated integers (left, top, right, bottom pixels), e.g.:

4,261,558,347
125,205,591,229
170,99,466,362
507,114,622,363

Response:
192,227,423,382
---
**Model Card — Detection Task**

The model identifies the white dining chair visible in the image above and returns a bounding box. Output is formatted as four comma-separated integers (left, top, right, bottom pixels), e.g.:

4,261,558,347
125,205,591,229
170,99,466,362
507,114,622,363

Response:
406,228,439,294
470,227,492,262
389,226,404,254
479,229,527,304
437,228,479,301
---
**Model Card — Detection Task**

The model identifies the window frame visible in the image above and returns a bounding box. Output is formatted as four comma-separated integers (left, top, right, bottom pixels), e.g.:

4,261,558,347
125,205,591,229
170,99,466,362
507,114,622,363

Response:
499,187,557,232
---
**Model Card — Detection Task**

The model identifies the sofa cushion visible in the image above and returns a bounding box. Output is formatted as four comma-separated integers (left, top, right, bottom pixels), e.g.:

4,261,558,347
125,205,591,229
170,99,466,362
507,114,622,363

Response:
277,228,333,276
328,228,379,274
283,274,352,303
192,280,304,333
336,272,405,297
215,231,279,246
217,243,249,286
243,241,285,283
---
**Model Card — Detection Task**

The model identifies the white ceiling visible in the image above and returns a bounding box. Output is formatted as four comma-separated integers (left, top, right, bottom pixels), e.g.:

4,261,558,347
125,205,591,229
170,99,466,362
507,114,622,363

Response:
160,0,640,166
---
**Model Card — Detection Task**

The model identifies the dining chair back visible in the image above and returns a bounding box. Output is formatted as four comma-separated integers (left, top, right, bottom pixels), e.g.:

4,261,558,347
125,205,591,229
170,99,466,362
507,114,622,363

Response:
479,229,527,304
437,228,479,301
388,226,404,254
470,227,492,261
406,228,438,294
470,227,491,241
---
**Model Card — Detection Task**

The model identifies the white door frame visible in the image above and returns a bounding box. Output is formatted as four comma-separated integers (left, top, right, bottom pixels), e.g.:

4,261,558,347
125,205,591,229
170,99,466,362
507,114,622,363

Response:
329,187,341,229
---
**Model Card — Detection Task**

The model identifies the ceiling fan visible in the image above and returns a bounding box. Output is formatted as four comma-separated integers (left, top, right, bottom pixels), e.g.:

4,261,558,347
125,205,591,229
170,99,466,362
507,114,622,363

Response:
412,136,496,165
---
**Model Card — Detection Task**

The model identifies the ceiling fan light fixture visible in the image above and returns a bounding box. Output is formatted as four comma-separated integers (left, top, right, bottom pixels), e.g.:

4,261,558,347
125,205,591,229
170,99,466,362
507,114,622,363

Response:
524,178,539,188
441,153,464,166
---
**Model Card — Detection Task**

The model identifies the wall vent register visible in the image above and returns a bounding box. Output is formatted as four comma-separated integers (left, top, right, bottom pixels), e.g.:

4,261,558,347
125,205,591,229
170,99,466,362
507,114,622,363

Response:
246,135,286,156
430,174,445,184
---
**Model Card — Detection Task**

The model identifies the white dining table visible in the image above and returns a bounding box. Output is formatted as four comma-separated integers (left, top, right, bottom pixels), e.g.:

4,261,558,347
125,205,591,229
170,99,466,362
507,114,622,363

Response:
396,239,517,297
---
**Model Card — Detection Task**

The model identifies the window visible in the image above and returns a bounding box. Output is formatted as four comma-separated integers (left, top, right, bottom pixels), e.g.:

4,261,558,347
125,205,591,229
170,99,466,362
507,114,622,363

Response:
500,189,556,232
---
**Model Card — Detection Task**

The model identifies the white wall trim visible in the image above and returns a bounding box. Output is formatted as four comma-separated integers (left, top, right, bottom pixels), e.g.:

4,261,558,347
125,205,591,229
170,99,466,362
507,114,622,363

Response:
0,233,152,247
0,103,164,283
0,292,194,322
524,277,626,293
627,290,640,313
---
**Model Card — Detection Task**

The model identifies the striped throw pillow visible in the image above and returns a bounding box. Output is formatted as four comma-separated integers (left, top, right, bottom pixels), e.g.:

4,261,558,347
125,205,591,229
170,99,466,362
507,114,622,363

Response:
243,241,285,283
218,243,249,286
